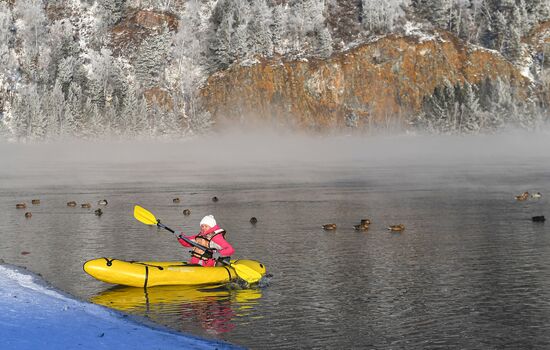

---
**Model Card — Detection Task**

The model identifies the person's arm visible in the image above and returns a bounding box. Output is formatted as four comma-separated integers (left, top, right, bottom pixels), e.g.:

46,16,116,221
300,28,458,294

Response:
177,234,197,248
212,235,235,257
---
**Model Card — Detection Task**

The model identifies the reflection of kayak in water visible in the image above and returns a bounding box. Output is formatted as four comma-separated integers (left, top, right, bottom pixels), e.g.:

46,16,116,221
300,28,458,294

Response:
83,258,267,287
90,285,263,334
91,284,262,311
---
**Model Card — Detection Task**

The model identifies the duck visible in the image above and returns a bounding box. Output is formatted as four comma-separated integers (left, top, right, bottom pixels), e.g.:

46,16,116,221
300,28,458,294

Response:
97,199,108,205
173,198,180,203
212,196,219,202
360,219,371,225
16,203,26,209
81,203,92,208
354,224,369,231
94,208,103,216
531,192,542,199
67,201,77,207
250,217,258,224
515,192,529,201
25,212,32,218
182,209,191,216
31,199,40,205
387,224,405,232
532,215,545,222
322,223,337,230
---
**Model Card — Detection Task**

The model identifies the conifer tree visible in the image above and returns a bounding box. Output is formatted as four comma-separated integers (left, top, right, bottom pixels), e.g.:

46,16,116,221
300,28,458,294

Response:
42,80,65,138
63,82,81,137
247,0,274,57
13,0,47,81
315,25,333,58
88,102,103,138
135,26,171,88
211,15,234,68
457,81,481,133
271,4,287,54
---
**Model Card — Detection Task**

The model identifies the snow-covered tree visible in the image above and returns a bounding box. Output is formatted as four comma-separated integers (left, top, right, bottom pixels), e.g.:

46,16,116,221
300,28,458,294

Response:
362,0,406,34
456,81,482,133
211,14,234,69
13,0,47,81
121,85,149,137
63,82,83,136
315,25,333,58
135,25,172,88
287,0,321,54
47,20,79,84
87,48,125,108
247,0,274,57
326,0,362,45
208,0,254,68
97,0,126,27
42,79,65,138
271,4,287,54
0,3,18,108
10,84,46,140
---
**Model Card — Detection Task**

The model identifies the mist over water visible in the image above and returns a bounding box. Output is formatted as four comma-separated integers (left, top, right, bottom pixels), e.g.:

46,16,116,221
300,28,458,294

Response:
2,131,550,349
2,130,550,190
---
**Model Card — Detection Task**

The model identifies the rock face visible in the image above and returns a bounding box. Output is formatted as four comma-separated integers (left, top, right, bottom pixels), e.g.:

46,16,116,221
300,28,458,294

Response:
201,31,531,131
111,9,179,55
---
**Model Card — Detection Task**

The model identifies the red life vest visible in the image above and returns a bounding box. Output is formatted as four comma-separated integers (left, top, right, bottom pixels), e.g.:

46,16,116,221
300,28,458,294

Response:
191,229,226,261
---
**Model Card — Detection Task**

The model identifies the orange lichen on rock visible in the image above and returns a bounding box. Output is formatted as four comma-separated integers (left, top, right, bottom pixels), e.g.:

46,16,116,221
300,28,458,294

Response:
143,87,174,111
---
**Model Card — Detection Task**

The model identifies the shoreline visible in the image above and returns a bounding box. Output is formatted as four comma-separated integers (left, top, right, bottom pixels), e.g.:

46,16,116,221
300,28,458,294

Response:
0,261,241,350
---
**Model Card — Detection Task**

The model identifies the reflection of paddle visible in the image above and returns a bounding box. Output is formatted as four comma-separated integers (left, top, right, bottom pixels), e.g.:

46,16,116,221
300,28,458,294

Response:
133,205,262,284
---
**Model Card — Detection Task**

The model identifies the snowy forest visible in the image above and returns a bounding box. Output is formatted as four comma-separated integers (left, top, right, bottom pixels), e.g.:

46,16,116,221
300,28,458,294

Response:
1,0,550,140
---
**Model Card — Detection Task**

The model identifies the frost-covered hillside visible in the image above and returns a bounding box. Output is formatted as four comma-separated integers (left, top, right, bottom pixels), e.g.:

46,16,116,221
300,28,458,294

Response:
0,0,549,140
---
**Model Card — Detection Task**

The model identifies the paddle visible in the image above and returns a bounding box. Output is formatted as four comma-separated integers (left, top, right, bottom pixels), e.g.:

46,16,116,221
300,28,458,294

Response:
133,205,262,284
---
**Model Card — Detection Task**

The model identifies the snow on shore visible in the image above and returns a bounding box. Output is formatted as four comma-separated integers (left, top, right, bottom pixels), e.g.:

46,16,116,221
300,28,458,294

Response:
0,263,241,350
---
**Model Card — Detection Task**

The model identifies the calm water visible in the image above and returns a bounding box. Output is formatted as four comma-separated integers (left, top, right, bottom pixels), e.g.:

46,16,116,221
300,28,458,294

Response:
1,137,550,349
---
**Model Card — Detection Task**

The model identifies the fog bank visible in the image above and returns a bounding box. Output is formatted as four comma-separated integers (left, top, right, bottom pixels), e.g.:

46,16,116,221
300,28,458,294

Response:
1,131,550,190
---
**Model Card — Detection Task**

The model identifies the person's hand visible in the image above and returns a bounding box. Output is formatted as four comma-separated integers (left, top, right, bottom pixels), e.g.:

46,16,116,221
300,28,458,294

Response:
216,256,231,265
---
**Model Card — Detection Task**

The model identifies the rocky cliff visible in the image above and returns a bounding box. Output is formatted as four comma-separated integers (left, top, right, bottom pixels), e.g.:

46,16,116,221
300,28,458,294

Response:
200,30,534,131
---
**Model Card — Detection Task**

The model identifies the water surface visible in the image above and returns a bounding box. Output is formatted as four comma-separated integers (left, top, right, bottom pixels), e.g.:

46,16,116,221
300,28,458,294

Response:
1,135,550,349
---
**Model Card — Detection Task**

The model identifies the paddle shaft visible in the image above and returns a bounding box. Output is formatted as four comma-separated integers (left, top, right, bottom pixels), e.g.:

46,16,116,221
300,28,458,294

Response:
157,222,213,253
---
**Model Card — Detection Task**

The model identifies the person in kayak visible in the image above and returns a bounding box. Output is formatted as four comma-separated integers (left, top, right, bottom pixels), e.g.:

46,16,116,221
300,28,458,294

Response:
177,214,234,267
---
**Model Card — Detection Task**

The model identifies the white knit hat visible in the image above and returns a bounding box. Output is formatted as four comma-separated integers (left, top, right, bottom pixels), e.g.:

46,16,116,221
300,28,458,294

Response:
200,215,217,228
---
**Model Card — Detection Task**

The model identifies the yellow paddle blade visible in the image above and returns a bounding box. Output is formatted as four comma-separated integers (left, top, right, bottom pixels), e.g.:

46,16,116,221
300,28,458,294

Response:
134,205,158,226
231,263,263,284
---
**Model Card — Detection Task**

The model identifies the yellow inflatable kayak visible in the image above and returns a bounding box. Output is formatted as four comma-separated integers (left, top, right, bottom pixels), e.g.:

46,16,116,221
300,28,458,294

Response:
83,258,266,288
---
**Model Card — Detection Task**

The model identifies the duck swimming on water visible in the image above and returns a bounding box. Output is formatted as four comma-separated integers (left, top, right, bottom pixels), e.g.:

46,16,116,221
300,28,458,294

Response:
360,219,371,225
322,224,337,231
387,224,405,232
531,192,542,199
515,192,529,201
